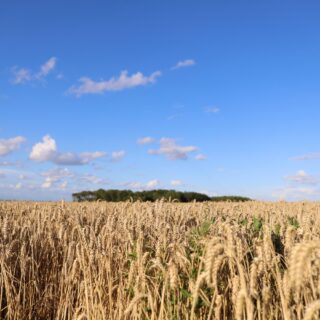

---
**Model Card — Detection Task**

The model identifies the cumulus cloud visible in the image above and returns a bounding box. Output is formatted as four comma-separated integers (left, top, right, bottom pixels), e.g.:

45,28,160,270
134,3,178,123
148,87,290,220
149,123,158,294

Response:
137,137,155,145
30,135,106,165
11,57,57,84
148,138,198,160
29,135,57,162
172,59,196,70
171,179,182,186
68,70,161,97
195,154,207,161
111,150,126,161
0,136,26,156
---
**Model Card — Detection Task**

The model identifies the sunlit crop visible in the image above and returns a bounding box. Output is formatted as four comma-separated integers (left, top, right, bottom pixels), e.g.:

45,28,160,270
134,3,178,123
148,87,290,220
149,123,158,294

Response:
0,200,319,319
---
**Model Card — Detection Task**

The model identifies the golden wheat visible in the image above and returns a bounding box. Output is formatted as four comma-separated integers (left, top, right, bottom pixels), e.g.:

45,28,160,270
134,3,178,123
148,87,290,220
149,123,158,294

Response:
0,200,319,319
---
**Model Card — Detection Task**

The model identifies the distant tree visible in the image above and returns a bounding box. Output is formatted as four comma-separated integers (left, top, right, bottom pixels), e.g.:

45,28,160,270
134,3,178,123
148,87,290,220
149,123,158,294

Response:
211,196,252,202
72,189,251,203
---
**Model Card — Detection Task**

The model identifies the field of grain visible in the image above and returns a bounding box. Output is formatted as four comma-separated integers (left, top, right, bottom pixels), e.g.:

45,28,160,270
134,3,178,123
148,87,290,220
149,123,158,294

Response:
0,200,320,320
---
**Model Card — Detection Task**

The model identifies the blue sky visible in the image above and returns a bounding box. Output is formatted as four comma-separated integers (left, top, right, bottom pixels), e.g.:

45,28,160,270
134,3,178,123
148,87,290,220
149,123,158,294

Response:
1,0,320,201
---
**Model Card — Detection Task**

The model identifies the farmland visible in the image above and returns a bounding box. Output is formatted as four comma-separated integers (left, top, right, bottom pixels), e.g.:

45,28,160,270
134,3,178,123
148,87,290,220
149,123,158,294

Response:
0,200,319,319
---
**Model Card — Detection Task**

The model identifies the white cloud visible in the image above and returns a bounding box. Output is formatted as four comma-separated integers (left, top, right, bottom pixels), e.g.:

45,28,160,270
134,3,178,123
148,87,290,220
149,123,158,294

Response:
39,168,108,190
15,182,22,190
172,59,196,70
30,135,106,165
0,160,22,167
121,181,143,190
36,57,57,79
273,186,319,201
30,135,57,162
0,168,34,181
80,174,108,185
146,179,160,189
148,138,198,160
11,68,32,84
41,168,74,189
11,57,57,84
59,181,68,190
56,73,64,80
120,179,160,190
0,136,26,156
291,152,320,161
42,178,53,189
206,107,220,113
171,179,182,186
273,170,320,200
41,168,74,180
137,137,155,145
195,154,207,161
54,151,106,165
68,70,161,97
284,170,320,185
167,113,182,121
111,150,126,161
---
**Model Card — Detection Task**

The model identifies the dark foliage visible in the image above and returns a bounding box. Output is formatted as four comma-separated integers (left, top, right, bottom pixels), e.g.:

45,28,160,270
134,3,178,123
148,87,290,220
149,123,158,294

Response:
72,189,252,203
211,196,252,202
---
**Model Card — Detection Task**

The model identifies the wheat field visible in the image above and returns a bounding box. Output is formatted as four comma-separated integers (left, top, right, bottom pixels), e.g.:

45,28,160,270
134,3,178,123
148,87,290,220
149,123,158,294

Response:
0,200,320,320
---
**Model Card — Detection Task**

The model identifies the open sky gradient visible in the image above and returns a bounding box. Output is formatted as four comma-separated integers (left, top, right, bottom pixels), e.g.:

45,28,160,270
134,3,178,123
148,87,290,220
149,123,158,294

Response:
1,0,320,201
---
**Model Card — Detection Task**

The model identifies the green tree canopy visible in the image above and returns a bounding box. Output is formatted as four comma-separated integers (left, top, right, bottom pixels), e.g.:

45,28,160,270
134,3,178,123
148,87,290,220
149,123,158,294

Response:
72,189,251,203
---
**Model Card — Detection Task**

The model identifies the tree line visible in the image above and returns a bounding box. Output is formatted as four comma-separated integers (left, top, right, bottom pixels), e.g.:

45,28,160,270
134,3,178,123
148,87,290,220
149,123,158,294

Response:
72,189,251,203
